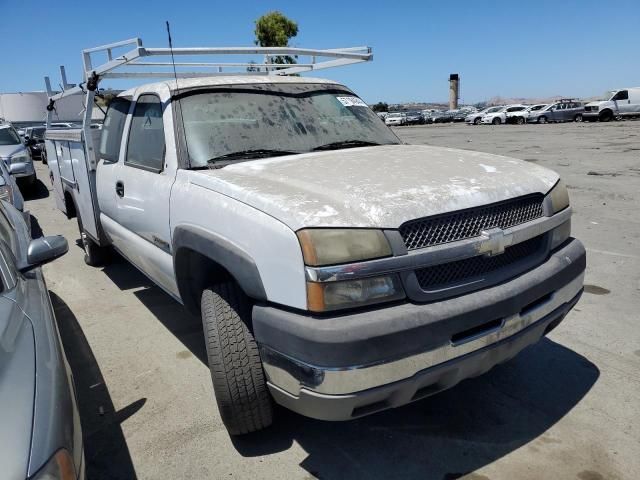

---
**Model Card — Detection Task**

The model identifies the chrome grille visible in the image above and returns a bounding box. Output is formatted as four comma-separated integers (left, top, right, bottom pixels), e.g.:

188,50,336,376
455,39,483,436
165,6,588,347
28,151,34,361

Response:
415,235,545,291
399,195,544,251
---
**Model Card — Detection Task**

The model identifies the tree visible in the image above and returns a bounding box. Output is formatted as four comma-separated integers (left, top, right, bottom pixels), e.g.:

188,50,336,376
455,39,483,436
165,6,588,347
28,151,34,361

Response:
371,102,389,112
254,11,298,66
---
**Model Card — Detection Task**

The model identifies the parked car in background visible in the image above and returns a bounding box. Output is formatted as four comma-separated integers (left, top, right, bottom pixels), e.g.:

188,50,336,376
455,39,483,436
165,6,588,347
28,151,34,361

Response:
0,200,84,480
481,105,526,125
432,111,454,123
452,110,467,122
528,100,584,124
506,104,547,124
466,106,501,125
376,112,388,120
385,112,407,126
583,87,640,122
405,111,425,125
0,124,37,190
24,126,47,162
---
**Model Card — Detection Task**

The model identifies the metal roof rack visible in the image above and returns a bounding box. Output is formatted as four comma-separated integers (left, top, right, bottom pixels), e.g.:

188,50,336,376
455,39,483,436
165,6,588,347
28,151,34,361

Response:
44,37,373,102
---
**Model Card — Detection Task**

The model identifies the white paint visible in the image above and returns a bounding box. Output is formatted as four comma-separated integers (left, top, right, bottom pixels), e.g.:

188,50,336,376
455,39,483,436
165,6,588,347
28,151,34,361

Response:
479,163,498,173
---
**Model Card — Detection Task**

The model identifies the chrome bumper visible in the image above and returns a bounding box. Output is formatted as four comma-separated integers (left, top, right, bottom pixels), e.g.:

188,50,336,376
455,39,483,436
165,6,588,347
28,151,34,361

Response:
262,272,583,397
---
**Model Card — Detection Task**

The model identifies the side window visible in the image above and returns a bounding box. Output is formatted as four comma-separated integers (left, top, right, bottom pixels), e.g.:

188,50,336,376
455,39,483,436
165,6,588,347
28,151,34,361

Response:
612,90,628,101
99,97,131,162
125,94,165,172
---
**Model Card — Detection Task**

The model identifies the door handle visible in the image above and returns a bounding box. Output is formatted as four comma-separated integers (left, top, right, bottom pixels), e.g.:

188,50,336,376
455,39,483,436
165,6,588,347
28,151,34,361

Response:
115,181,124,197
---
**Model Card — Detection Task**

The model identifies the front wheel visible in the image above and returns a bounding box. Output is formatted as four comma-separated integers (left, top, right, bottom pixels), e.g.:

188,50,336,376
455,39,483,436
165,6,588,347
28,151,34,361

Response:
538,116,548,124
599,110,613,122
473,117,481,125
574,114,583,122
492,117,501,125
201,282,273,435
516,117,525,125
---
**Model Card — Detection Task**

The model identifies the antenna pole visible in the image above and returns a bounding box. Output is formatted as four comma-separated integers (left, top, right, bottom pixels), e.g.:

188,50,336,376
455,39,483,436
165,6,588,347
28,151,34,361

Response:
165,21,191,166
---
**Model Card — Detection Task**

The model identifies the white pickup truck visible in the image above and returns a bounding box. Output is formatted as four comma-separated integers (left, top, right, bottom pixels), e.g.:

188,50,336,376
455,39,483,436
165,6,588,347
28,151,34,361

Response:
45,40,585,435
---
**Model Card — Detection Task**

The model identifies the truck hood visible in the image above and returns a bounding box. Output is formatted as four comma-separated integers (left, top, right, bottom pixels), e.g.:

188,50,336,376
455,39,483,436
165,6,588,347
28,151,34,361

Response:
191,144,559,230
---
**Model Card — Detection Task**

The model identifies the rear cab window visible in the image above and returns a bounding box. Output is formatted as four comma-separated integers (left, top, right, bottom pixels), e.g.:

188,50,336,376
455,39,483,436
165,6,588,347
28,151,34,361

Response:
99,97,131,163
125,94,165,172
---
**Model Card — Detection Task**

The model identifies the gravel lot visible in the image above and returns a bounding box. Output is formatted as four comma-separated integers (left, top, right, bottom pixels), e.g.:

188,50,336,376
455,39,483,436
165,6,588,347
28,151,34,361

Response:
27,121,639,479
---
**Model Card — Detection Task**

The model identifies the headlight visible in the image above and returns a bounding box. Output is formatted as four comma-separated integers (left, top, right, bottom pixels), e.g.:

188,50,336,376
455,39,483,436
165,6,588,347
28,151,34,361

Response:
297,228,392,267
307,275,405,312
10,151,30,163
548,179,570,214
32,449,76,480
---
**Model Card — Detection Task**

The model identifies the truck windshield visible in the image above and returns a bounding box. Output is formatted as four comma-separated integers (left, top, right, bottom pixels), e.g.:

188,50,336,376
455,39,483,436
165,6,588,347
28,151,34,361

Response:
178,85,400,168
0,128,21,146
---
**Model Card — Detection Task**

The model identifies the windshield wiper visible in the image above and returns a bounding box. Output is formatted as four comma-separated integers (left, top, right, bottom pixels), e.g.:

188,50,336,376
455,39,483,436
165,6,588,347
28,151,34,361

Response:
206,149,300,167
312,140,383,151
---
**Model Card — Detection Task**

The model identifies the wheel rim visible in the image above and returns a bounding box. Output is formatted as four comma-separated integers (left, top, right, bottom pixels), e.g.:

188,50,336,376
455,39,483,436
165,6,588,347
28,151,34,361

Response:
540,116,546,124
517,117,524,124
575,114,582,122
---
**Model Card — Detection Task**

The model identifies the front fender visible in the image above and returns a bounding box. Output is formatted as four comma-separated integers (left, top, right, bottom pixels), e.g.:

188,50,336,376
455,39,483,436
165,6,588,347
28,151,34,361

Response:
172,225,267,310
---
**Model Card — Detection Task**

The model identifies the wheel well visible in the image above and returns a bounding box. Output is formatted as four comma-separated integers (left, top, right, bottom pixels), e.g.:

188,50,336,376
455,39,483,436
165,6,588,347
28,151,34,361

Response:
64,191,77,219
174,248,233,315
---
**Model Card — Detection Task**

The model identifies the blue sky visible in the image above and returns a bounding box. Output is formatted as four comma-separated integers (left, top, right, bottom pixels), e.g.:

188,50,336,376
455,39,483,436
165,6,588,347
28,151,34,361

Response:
1,0,639,103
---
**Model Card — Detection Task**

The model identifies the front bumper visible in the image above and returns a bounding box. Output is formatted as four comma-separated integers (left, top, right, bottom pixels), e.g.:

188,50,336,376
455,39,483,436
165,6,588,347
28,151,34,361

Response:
254,238,585,420
583,112,600,120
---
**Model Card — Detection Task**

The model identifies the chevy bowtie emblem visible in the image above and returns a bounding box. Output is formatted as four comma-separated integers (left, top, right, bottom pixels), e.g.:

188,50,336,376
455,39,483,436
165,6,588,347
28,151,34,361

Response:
480,227,512,257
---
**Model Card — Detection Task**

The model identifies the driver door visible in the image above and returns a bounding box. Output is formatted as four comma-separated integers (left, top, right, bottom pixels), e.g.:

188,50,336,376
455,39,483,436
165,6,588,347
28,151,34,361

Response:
110,93,178,296
611,90,630,115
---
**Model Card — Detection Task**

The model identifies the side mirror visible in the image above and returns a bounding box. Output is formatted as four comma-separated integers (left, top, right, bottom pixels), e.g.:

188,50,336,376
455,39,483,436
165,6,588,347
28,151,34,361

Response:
21,235,68,272
9,163,27,175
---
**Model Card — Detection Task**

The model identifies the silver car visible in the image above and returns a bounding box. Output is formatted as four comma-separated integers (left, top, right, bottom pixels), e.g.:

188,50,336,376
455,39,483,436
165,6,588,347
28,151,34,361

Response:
0,159,26,215
0,201,84,480
528,100,585,124
0,124,37,190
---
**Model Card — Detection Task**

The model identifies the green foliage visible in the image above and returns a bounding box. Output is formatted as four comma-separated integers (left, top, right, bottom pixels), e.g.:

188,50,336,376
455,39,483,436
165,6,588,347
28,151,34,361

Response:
371,102,389,112
254,11,299,65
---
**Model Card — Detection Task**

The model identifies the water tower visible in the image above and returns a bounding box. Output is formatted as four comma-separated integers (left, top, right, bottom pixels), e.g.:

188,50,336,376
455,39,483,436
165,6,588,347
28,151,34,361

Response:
449,74,459,110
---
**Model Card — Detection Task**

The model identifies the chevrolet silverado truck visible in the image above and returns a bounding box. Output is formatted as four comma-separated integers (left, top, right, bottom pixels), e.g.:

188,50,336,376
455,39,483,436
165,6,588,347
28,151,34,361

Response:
45,42,585,436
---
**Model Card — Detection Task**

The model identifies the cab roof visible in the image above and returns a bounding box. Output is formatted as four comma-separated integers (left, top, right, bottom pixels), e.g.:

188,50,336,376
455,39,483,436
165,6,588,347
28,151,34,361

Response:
118,75,343,98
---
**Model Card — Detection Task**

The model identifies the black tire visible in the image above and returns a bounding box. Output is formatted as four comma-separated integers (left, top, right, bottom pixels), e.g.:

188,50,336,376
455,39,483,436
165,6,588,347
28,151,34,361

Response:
201,282,273,435
492,117,501,125
574,113,583,122
473,117,481,125
539,116,547,124
76,214,109,266
516,116,525,125
599,110,613,122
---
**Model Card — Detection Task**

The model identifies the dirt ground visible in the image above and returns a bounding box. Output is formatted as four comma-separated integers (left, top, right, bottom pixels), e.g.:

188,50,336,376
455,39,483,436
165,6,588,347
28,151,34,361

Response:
26,121,639,479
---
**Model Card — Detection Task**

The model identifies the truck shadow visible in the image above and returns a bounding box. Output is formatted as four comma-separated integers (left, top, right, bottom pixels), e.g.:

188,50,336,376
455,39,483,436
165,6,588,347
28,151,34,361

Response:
101,254,207,362
50,292,143,480
98,256,599,479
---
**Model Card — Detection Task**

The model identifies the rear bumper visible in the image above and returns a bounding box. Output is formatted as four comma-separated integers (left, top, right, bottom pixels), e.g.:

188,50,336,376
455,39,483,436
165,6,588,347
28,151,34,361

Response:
254,239,585,420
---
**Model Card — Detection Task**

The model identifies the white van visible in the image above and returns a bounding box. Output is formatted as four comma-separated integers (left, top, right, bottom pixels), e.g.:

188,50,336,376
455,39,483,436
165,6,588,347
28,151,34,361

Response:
584,87,640,122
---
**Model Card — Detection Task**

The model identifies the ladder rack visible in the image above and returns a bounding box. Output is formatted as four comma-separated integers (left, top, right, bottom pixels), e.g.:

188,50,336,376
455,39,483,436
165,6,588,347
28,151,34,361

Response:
44,37,373,103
